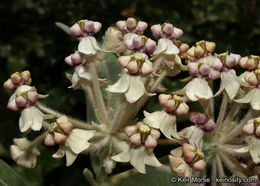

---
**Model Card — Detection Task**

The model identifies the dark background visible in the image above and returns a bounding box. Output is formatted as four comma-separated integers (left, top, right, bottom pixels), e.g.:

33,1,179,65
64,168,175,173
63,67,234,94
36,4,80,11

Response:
0,0,259,185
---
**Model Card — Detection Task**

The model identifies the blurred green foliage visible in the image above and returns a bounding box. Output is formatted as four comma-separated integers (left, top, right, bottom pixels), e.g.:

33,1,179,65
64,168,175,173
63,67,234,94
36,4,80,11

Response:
0,0,259,185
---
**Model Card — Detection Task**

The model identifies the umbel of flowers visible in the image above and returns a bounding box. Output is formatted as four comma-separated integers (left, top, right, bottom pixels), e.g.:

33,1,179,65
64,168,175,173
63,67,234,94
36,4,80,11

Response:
3,17,260,185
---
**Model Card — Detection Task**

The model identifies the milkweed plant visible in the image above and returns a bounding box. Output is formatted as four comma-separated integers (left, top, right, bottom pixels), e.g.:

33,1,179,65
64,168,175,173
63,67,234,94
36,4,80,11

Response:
3,17,260,185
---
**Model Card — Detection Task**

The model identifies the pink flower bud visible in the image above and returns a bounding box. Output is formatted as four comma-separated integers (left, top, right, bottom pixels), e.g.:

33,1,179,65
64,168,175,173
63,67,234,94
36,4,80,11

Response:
145,135,157,148
150,129,161,139
208,69,221,80
124,39,134,50
125,126,136,137
133,37,143,49
93,22,102,33
225,55,236,68
192,159,206,171
140,61,153,75
11,73,21,85
27,91,38,104
188,63,199,76
182,143,196,163
189,112,207,125
65,55,74,66
180,44,189,53
247,73,258,86
126,61,139,74
118,56,131,67
239,57,248,68
211,60,223,71
126,18,137,30
172,27,183,39
21,71,31,81
247,59,257,70
84,21,94,33
129,133,141,146
204,119,216,132
159,94,170,106
255,125,260,137
70,23,83,37
163,24,174,36
44,134,55,146
175,103,189,116
165,99,176,112
15,96,27,108
60,121,73,134
145,39,156,54
230,53,241,65
54,132,67,144
116,21,126,32
199,64,210,76
3,79,14,90
7,99,18,111
242,123,254,135
71,52,81,65
151,25,162,39
136,21,148,34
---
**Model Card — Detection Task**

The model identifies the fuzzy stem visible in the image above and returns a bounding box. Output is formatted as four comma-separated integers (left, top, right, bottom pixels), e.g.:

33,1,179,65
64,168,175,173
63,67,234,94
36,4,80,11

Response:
215,92,228,134
219,110,251,144
216,155,227,186
89,62,110,127
36,102,98,130
26,131,48,152
83,168,98,186
211,158,217,186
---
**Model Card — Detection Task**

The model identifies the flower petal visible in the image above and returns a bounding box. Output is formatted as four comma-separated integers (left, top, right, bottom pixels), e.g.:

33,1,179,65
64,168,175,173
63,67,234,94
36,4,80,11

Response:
235,89,255,103
153,38,168,55
112,147,131,162
29,106,43,131
143,152,161,167
78,37,97,55
185,79,199,101
17,153,37,168
130,147,146,174
164,39,180,55
194,78,213,100
125,76,145,103
222,71,240,100
65,147,77,166
214,80,224,97
143,111,165,129
19,108,33,132
251,89,260,110
52,147,65,158
249,137,260,164
106,73,130,93
160,114,181,139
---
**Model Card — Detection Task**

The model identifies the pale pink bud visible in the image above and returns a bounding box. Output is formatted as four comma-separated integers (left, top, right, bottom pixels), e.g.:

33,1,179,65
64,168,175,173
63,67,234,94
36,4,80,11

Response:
116,21,126,32
255,126,260,137
247,59,257,70
180,44,189,53
145,39,156,54
93,22,102,33
208,69,221,80
192,159,206,171
125,126,136,137
136,21,148,34
140,61,153,75
71,52,81,65
65,55,73,66
84,21,94,33
129,133,141,146
165,99,176,112
15,96,27,108
203,119,216,132
27,91,38,104
230,53,241,65
211,60,223,71
150,129,161,140
175,103,189,116
126,18,137,30
44,134,55,146
199,64,210,76
239,57,248,68
159,94,170,106
188,63,198,76
172,27,183,39
54,132,67,144
225,55,236,68
145,135,157,148
3,79,14,90
7,99,18,111
182,143,196,163
242,123,254,135
189,112,207,125
118,56,131,67
163,24,174,36
133,37,143,49
21,71,31,81
126,61,139,74
124,39,134,50
60,121,73,134
247,73,258,86
11,73,21,85
151,25,162,39
70,23,83,37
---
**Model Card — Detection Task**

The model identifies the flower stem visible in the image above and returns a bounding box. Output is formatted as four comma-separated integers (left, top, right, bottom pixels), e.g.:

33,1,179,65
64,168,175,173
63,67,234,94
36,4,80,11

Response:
26,131,48,152
211,157,217,186
215,92,228,134
215,155,227,186
158,139,185,145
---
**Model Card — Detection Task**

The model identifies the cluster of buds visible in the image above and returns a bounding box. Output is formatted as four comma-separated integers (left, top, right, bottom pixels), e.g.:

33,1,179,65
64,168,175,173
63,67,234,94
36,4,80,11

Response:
70,19,102,38
7,85,38,111
151,23,183,40
116,18,148,35
65,51,84,66
124,35,156,54
216,52,241,71
118,53,153,75
172,40,190,59
243,117,260,137
182,143,206,171
125,122,160,149
239,55,260,71
44,116,73,146
244,69,260,87
158,94,189,116
188,56,223,80
189,112,216,132
186,40,216,62
3,71,31,90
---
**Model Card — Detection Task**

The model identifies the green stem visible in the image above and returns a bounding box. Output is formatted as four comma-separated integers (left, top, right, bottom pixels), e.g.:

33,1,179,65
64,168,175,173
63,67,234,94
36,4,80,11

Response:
26,131,48,152
215,155,227,186
211,158,217,186
215,92,228,134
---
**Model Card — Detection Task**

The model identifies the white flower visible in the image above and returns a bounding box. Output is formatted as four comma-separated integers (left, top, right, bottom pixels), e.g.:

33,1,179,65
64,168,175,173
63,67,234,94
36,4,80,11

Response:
235,88,260,110
104,27,124,53
112,145,161,174
143,110,180,139
106,73,145,103
78,36,102,56
10,138,40,168
69,65,92,89
215,69,240,100
52,129,95,166
179,126,204,150
153,38,180,56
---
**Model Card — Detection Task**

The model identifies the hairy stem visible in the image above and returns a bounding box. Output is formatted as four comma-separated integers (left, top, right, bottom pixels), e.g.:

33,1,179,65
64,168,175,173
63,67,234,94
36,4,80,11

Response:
216,155,227,186
211,158,217,186
26,131,48,152
215,93,228,134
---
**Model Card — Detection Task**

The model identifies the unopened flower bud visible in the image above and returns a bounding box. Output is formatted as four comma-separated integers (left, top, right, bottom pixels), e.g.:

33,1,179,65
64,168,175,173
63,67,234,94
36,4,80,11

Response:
247,59,257,70
255,126,260,137
7,99,18,111
11,73,21,84
65,55,73,66
209,69,221,80
145,39,156,54
150,129,161,140
129,133,141,146
204,119,216,132
242,123,254,135
194,45,204,58
27,91,38,104
187,46,195,57
44,134,55,146
93,22,102,33
57,116,73,134
159,94,170,106
189,112,207,125
140,61,153,75
70,23,83,37
183,143,196,163
239,57,248,68
118,56,131,67
151,25,162,39
247,73,258,86
165,99,176,112
136,21,148,34
211,60,223,71
15,96,27,108
188,62,198,76
133,37,143,49
54,132,67,144
230,53,241,65
126,18,136,30
84,21,94,33
199,64,210,76
205,41,216,53
173,27,183,39
3,79,14,90
192,159,206,171
145,135,157,148
163,24,174,36
225,55,236,68
175,103,189,116
124,39,134,50
116,21,126,32
126,61,139,74
180,43,189,53
21,71,31,81
71,52,81,65
125,126,136,137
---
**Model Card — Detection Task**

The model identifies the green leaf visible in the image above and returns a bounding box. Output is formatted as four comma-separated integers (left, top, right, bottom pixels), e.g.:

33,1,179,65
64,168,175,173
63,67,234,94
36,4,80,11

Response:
55,22,71,35
0,159,28,186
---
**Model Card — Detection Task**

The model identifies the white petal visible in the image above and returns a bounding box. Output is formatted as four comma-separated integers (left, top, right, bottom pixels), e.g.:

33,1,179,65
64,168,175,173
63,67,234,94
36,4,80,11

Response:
112,147,131,162
233,146,249,153
188,127,204,150
77,65,92,80
125,76,145,103
15,85,32,94
153,38,168,55
185,79,199,101
222,71,240,100
106,73,130,93
17,153,37,168
13,138,30,149
194,78,213,100
214,80,225,97
235,89,255,103
8,92,16,104
65,147,77,166
143,111,165,129
170,147,183,158
66,129,95,154
78,37,97,55
89,36,101,51
143,152,161,167
130,147,146,174
251,89,260,110
160,114,180,139
19,108,33,132
249,137,260,164
10,145,24,160
52,147,65,158
164,39,180,55
29,106,43,131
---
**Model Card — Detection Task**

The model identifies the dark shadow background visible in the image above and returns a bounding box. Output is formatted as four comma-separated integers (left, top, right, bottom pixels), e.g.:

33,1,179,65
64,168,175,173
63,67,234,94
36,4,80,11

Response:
0,0,259,185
